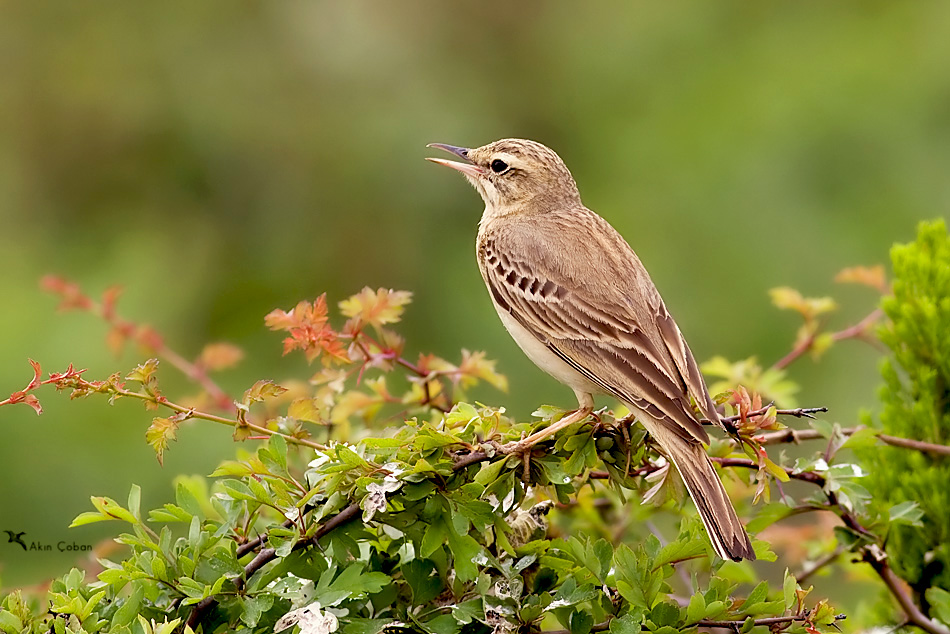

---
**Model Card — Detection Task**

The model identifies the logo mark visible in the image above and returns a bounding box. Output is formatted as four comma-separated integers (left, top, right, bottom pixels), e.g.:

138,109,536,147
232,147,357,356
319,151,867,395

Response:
4,530,27,551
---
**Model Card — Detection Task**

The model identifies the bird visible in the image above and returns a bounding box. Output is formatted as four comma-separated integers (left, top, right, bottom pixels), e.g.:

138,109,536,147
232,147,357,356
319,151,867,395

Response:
426,138,755,561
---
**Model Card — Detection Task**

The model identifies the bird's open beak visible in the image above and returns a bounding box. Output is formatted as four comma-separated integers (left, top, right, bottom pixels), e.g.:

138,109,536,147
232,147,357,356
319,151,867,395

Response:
426,143,486,178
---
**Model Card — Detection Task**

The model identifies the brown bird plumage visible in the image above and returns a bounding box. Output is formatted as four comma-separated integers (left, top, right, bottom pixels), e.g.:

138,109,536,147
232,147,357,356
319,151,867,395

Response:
427,138,755,561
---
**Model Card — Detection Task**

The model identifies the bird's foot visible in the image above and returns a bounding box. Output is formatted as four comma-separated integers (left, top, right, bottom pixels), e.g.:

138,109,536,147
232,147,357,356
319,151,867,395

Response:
499,407,594,456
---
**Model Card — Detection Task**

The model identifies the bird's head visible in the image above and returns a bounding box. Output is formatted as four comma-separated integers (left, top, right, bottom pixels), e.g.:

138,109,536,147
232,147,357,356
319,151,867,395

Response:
427,138,581,216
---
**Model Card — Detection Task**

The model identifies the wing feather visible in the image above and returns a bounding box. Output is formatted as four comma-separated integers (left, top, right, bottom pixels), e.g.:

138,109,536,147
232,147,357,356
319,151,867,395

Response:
479,209,717,443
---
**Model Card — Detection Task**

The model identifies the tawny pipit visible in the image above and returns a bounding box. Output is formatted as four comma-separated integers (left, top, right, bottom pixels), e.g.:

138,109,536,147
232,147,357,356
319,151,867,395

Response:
427,138,755,561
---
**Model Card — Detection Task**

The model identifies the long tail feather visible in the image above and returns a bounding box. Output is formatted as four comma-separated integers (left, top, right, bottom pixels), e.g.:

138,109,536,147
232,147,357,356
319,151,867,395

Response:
643,420,755,561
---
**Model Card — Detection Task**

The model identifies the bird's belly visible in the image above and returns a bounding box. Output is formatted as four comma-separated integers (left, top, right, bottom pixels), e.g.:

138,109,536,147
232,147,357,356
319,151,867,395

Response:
493,303,600,396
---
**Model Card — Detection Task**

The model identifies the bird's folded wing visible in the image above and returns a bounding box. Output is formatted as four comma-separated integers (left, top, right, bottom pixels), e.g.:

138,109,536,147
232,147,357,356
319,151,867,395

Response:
480,218,710,444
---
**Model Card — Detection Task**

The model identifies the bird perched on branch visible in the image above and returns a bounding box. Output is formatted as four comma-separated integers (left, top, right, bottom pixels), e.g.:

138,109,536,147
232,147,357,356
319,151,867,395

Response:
427,138,755,561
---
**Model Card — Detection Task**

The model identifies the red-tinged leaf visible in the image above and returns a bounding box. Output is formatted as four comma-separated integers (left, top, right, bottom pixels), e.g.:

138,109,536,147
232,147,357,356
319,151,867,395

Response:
198,342,245,371
39,274,69,294
146,416,179,465
106,326,127,357
339,287,412,330
40,275,93,311
835,264,887,292
416,353,456,376
101,285,123,320
266,296,348,365
27,359,42,390
136,325,164,352
22,394,42,415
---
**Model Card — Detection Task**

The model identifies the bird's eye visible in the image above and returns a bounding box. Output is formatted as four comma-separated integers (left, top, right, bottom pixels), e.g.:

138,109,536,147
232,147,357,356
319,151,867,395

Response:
490,159,509,174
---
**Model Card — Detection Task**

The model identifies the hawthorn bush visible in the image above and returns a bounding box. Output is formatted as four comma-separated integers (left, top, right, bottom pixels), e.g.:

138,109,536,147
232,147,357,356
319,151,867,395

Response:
2,221,949,634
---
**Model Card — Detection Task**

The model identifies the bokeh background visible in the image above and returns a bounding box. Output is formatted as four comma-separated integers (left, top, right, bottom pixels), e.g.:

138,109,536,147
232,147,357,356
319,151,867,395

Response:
1,0,948,595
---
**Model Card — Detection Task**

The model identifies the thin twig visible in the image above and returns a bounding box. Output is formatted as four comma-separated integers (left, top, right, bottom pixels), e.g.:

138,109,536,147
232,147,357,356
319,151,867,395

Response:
718,406,829,425
755,426,950,456
773,307,883,371
796,545,845,584
41,276,237,411
696,613,847,628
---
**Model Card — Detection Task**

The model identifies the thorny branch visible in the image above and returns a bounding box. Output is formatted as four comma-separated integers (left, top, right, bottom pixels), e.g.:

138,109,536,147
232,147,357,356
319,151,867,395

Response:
756,426,950,456
0,361,329,452
187,444,494,628
542,613,848,634
185,503,362,629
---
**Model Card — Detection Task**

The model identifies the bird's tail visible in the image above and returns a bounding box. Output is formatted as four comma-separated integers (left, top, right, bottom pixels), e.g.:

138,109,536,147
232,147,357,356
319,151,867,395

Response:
645,422,756,561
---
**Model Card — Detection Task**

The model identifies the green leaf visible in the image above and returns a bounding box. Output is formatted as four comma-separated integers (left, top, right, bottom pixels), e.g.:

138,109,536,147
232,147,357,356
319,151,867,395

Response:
925,587,950,626
329,563,390,597
341,619,396,634
109,575,145,628
70,511,114,528
419,614,460,634
648,602,680,627
473,458,507,486
654,537,706,569
451,598,483,624
608,612,643,634
840,426,879,451
614,544,662,610
403,559,442,605
888,500,925,527
685,591,705,623
742,581,769,610
569,610,594,634
0,611,22,634
746,503,794,533
783,569,797,610
240,594,274,627
454,499,495,531
549,577,599,609
421,520,448,559
127,484,141,520
446,530,482,583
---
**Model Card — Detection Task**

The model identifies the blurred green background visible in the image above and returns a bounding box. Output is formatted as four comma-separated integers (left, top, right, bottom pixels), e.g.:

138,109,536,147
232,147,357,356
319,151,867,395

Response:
2,1,948,590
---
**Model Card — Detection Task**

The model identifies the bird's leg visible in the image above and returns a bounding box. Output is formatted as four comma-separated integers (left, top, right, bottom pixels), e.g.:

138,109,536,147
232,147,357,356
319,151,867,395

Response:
619,420,633,477
503,392,595,455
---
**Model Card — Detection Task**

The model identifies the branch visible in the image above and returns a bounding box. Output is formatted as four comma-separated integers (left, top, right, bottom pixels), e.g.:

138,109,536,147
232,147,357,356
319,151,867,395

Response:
717,406,829,425
41,276,237,411
861,544,950,634
587,456,827,487
696,613,847,628
185,503,361,630
542,613,847,634
796,545,845,584
773,307,883,371
50,370,327,452
755,426,950,456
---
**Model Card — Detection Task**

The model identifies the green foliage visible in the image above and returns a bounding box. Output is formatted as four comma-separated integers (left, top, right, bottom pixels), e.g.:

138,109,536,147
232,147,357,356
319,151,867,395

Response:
862,219,950,595
0,419,837,633
12,276,940,633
